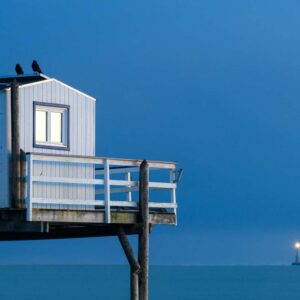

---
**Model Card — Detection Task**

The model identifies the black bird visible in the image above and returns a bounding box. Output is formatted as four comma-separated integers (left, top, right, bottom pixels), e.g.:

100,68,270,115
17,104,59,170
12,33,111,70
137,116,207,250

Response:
15,64,24,75
32,60,43,73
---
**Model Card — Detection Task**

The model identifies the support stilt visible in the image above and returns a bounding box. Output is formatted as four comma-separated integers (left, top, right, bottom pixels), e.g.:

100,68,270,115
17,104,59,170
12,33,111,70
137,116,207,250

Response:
118,227,140,300
11,79,21,208
138,160,149,300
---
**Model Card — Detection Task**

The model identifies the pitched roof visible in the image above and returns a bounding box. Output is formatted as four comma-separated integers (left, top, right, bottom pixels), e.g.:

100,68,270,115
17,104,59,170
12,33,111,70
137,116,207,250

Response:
0,73,95,101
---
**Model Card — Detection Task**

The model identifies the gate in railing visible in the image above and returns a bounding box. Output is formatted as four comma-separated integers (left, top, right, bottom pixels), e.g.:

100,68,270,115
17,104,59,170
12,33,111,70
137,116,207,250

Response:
26,153,178,223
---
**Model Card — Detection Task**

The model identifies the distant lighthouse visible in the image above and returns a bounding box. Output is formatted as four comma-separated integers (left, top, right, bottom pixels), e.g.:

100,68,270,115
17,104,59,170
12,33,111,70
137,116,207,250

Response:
292,242,300,265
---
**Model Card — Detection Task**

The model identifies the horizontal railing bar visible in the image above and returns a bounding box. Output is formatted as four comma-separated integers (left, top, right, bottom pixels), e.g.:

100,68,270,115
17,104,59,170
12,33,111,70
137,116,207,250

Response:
109,201,137,207
109,179,138,187
32,176,105,185
107,180,175,189
30,155,105,165
31,198,177,209
27,153,176,169
109,202,177,209
108,180,174,189
149,182,176,189
149,202,178,208
95,185,174,195
98,159,175,169
95,167,139,175
32,176,175,189
95,166,137,171
32,198,105,206
149,202,177,208
96,166,171,174
96,187,139,195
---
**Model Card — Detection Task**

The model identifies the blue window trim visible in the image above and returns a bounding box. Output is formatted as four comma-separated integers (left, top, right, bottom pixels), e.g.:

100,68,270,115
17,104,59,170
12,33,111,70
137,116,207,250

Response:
33,101,70,151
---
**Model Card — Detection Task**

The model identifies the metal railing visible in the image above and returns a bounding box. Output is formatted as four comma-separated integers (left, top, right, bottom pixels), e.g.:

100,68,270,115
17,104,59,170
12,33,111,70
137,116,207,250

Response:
26,153,178,223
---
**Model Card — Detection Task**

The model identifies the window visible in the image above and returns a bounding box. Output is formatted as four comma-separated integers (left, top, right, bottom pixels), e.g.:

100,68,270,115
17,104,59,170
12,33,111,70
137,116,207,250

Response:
34,102,69,150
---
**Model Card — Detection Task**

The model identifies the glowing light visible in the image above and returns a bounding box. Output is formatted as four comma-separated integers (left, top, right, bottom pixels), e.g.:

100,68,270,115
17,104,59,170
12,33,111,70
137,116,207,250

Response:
295,242,300,249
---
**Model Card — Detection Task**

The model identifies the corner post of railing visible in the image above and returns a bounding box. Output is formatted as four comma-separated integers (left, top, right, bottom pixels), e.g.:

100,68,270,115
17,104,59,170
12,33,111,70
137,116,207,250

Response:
104,159,111,223
26,153,33,221
126,171,132,202
170,168,177,224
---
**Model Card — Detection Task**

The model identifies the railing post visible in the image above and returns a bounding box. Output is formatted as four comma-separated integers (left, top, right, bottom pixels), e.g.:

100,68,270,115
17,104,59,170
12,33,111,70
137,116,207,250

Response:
170,169,177,224
26,154,33,221
104,159,111,223
126,172,132,202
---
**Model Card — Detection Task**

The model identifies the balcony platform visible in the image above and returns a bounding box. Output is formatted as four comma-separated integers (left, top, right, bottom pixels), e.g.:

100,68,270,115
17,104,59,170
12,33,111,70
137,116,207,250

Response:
24,153,178,224
0,153,178,241
0,207,175,240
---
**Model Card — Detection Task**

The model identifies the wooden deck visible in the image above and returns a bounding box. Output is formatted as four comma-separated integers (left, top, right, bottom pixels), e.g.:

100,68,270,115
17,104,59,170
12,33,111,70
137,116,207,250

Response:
31,208,176,224
0,154,178,240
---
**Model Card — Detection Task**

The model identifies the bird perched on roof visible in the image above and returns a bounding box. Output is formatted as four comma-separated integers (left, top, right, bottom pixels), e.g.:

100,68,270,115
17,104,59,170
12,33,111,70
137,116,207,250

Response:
15,64,24,75
32,60,43,73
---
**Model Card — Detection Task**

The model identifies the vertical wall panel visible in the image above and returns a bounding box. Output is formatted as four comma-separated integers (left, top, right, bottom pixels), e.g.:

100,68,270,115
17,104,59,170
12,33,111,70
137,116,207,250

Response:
0,79,96,208
0,91,9,207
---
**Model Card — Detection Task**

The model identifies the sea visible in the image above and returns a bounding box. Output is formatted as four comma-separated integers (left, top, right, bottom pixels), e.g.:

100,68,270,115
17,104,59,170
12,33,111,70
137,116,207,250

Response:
0,265,299,300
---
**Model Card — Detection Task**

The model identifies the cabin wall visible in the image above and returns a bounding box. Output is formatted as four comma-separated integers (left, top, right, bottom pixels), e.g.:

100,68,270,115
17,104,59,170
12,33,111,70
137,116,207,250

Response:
0,90,10,207
21,80,95,209
19,79,95,156
0,79,96,208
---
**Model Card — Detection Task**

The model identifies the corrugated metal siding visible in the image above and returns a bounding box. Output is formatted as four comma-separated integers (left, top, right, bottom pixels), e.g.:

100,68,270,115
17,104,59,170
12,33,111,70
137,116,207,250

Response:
19,80,96,209
0,91,10,207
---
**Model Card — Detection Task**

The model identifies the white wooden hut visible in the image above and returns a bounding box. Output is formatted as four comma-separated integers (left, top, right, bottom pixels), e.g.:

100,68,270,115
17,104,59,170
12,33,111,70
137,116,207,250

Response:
0,73,178,226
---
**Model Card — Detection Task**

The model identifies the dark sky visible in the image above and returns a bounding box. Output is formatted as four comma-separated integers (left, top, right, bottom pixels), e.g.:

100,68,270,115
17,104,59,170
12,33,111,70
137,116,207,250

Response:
1,0,300,265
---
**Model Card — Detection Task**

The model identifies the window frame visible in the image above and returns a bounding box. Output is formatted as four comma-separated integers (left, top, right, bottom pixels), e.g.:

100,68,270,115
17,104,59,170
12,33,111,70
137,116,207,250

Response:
33,102,70,151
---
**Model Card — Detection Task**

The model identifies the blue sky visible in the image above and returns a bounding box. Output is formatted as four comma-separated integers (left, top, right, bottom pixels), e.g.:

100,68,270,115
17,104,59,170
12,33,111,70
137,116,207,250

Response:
1,0,300,265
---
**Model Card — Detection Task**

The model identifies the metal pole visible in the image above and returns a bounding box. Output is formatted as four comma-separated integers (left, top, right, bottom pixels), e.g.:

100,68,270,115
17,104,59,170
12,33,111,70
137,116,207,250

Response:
11,79,21,208
138,160,149,300
118,227,140,300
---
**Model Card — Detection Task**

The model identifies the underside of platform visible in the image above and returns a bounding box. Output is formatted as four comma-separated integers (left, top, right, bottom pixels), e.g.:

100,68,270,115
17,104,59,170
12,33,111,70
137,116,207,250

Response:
0,208,175,240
